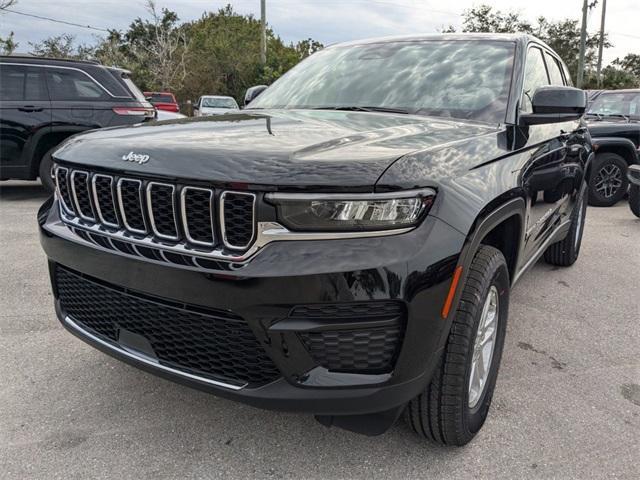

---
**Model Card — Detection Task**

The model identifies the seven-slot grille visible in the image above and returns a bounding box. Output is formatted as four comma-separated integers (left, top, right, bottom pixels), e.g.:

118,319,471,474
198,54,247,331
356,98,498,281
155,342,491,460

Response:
55,166,256,251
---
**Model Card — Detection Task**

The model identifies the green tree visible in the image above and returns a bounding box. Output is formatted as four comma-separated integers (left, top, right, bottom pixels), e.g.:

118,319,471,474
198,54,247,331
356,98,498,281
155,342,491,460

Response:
612,53,640,78
22,3,323,105
458,4,533,34
29,34,94,60
177,5,322,103
0,31,17,55
449,4,609,84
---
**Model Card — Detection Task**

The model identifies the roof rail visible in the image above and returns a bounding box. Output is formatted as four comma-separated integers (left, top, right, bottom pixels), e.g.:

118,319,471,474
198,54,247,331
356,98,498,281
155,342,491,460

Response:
0,54,101,65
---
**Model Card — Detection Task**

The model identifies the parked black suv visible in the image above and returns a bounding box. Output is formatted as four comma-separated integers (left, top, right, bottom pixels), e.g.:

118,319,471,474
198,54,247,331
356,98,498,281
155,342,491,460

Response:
39,34,592,446
0,56,154,191
584,89,640,206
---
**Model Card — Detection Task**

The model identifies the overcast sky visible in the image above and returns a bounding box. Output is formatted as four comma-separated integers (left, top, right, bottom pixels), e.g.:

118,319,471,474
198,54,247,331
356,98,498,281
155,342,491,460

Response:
2,0,638,65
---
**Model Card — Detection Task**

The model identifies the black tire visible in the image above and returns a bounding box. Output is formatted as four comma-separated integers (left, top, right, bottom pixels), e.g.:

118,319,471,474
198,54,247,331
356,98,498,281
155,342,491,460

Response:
38,148,56,192
405,245,509,446
544,183,587,266
588,153,628,207
630,184,640,218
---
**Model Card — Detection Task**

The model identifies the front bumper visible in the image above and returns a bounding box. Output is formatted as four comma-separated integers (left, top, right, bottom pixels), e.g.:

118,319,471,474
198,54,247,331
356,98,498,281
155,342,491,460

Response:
628,165,640,186
40,198,465,416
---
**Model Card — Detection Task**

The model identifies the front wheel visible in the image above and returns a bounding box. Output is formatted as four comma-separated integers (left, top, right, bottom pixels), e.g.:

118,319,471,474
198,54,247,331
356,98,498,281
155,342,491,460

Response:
588,153,628,207
405,245,509,446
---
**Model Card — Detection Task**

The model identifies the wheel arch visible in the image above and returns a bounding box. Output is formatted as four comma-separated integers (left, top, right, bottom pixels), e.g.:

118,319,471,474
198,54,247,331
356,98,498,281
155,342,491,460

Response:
25,127,90,178
442,196,525,324
592,138,639,166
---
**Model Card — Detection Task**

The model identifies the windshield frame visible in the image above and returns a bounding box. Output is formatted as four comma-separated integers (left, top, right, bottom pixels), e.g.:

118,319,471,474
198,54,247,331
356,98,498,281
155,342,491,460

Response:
248,39,517,125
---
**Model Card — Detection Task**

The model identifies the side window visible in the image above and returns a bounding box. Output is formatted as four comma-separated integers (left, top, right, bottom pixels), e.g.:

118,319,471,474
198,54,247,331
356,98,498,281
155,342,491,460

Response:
544,52,565,86
0,65,48,101
46,68,109,101
521,47,550,113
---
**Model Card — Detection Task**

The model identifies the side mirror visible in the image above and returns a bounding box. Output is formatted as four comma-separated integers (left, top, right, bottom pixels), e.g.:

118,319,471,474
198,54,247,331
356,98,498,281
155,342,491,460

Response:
519,86,586,126
244,85,268,107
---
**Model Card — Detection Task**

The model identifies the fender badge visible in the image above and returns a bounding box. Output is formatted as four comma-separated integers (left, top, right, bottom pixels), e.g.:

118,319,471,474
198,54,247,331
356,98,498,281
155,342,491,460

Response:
122,152,150,165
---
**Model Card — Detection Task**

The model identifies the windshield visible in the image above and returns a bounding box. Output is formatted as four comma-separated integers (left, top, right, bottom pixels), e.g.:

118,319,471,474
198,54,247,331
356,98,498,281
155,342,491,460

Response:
202,97,238,108
587,91,640,119
250,40,515,124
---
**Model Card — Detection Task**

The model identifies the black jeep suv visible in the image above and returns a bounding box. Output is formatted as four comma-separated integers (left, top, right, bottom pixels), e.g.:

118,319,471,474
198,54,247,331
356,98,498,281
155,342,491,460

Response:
0,56,154,191
39,34,592,445
584,89,640,206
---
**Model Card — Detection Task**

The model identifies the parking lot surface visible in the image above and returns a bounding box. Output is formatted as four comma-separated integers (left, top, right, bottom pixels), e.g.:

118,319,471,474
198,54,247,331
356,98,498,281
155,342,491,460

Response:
1,181,638,479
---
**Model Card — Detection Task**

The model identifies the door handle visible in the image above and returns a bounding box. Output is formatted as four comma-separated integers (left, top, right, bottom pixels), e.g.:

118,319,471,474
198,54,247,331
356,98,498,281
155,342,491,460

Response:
18,106,43,112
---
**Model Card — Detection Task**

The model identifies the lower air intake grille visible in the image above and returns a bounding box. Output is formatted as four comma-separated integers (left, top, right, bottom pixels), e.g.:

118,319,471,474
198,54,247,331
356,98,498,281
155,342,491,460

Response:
293,301,406,374
291,302,404,319
299,326,404,373
55,267,281,386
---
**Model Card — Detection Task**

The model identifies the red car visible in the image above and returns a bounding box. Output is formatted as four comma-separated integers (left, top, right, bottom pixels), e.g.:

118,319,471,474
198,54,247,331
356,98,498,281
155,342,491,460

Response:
144,91,179,112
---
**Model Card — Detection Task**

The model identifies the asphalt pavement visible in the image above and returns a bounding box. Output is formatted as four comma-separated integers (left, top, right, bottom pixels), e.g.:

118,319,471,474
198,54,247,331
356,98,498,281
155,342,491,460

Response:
1,180,638,479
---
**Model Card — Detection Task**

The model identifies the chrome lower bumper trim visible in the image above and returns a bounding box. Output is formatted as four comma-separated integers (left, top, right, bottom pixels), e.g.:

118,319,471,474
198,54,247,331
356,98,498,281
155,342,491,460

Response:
63,315,247,391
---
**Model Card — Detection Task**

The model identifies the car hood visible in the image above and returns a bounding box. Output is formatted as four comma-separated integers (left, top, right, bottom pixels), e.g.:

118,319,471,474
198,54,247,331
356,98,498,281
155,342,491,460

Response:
53,109,495,189
586,119,640,146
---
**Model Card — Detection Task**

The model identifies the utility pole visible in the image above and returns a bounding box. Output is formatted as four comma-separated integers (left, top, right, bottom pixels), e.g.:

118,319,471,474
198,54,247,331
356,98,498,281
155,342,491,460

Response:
596,0,607,87
260,0,266,64
577,0,588,88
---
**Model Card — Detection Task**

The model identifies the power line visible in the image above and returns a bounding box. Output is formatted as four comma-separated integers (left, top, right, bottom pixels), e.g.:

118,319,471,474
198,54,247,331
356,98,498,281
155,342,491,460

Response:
3,8,110,32
612,32,640,39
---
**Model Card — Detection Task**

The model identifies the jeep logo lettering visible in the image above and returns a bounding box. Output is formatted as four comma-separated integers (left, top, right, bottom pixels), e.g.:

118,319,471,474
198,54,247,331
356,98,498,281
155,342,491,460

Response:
122,152,150,165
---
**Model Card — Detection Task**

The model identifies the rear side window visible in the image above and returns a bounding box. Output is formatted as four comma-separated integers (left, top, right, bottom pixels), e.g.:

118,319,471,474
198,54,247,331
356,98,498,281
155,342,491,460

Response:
521,47,550,113
544,52,565,86
0,65,48,101
150,94,175,103
46,68,109,101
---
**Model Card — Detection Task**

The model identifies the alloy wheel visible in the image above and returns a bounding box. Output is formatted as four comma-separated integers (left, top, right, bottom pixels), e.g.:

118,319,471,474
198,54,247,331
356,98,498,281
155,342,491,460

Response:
595,164,623,199
468,285,499,408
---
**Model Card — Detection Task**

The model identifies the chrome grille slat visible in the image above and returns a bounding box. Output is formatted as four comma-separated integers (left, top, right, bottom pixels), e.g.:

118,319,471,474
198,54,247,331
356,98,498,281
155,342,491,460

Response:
91,174,119,228
117,178,147,234
181,187,215,247
70,170,95,221
146,182,179,241
54,166,75,214
53,166,266,266
220,191,256,250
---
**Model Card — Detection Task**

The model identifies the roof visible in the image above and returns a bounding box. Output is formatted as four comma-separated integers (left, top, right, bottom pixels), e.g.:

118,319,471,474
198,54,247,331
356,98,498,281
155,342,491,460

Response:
596,89,640,94
329,32,544,48
0,54,101,66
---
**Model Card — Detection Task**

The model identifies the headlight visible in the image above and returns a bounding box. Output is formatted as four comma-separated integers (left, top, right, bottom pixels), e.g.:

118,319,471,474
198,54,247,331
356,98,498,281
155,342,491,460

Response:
265,189,436,232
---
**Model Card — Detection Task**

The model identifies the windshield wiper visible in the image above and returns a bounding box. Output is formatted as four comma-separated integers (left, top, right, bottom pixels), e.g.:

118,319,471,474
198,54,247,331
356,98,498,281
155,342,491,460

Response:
311,106,411,114
603,113,630,122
